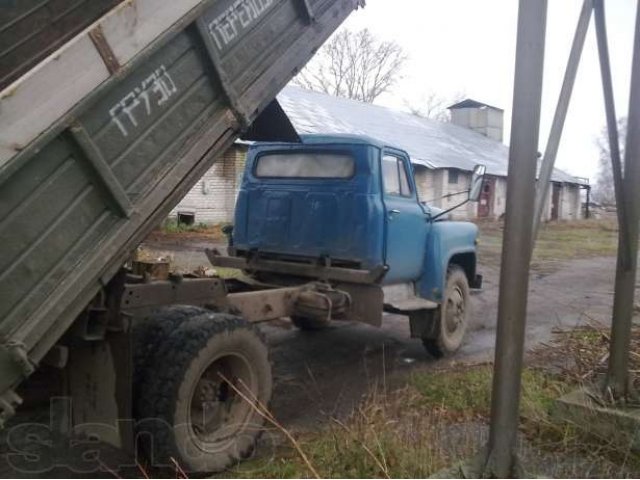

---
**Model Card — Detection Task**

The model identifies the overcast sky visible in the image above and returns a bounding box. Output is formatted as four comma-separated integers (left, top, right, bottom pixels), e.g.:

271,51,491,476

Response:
334,0,636,182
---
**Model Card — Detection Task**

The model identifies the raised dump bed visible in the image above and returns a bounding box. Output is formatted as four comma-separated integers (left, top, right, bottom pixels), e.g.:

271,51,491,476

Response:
0,0,360,425
0,0,124,90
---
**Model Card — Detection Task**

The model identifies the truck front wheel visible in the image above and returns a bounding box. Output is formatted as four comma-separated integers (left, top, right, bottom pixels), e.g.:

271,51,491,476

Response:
136,312,272,473
421,265,470,358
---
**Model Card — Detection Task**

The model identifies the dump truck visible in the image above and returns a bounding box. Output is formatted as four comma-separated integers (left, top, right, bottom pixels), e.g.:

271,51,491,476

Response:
0,0,364,472
211,134,485,356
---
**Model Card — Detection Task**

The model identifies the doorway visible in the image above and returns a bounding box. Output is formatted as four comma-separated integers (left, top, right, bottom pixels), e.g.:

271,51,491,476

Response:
551,183,561,220
478,176,496,218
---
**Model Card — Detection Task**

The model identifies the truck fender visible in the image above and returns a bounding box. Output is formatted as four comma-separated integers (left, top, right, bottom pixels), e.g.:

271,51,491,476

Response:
417,221,479,303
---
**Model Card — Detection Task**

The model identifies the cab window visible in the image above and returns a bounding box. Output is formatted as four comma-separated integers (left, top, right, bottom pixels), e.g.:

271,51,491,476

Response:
382,155,412,197
255,152,354,178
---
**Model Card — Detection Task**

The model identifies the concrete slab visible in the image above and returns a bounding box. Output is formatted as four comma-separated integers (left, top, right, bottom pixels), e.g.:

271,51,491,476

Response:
552,387,640,451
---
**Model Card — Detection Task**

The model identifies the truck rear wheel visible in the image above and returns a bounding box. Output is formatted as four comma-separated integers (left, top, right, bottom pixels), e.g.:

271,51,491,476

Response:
136,312,272,473
133,305,209,389
422,265,470,358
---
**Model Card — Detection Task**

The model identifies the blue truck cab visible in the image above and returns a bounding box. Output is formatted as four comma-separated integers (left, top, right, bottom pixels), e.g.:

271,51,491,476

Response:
228,134,483,356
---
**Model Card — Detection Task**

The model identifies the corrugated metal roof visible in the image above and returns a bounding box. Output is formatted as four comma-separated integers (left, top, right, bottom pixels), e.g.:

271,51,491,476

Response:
277,86,585,185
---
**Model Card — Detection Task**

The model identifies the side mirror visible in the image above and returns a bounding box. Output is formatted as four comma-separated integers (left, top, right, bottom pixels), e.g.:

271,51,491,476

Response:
469,165,486,202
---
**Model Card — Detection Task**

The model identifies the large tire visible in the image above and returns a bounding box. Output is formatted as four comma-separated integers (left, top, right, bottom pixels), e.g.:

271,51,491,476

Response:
135,313,272,473
422,265,470,358
132,305,209,390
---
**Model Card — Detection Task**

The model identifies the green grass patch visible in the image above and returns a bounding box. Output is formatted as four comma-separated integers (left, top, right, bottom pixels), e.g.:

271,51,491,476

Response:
158,219,233,237
477,219,619,271
409,365,566,422
160,218,212,234
215,267,243,279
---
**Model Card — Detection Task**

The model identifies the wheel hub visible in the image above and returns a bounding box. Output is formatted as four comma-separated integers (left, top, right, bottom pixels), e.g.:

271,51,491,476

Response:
445,286,465,334
189,356,252,442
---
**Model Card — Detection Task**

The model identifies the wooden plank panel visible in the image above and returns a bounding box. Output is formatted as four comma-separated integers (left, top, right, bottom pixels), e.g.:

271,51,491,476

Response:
0,0,122,89
0,136,69,219
0,190,114,331
100,0,202,65
0,34,109,168
0,158,87,272
0,0,208,169
216,0,303,92
116,83,219,193
81,32,194,138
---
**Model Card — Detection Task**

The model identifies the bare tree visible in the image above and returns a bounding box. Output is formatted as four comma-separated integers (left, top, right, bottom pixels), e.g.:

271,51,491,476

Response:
406,91,467,122
593,117,626,205
293,28,407,103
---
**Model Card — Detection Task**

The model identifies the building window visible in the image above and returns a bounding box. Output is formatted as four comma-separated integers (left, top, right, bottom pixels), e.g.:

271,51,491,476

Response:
177,212,195,226
448,169,459,184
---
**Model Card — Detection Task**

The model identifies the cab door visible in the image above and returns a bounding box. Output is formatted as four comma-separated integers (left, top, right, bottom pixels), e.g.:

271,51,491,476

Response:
381,151,428,283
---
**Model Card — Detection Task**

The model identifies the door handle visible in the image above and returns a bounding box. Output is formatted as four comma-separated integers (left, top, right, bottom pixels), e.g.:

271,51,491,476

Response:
389,209,401,214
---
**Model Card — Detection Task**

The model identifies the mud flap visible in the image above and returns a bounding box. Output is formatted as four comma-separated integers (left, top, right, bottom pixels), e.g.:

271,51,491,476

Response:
66,331,133,453
334,283,384,327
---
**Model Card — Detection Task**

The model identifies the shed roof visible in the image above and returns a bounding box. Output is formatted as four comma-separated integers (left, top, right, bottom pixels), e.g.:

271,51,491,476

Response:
277,86,584,185
447,99,504,111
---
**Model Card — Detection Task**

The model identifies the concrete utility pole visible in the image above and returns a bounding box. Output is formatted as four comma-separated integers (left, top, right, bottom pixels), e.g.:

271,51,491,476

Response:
604,0,640,401
533,0,592,238
483,0,547,476
594,0,631,270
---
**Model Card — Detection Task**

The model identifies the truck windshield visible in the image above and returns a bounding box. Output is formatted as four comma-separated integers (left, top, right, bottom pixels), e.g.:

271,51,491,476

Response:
255,152,354,178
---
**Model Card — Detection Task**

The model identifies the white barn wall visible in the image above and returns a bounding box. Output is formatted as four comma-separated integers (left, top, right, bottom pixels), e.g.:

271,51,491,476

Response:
491,177,508,219
170,146,246,224
172,150,585,225
560,184,583,220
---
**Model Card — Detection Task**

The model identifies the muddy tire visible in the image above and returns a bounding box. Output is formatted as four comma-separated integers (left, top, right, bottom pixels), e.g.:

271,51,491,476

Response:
132,305,209,389
290,315,330,331
136,313,272,473
422,265,470,358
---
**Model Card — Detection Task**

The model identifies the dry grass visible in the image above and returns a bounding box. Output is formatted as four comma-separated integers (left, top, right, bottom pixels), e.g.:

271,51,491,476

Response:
229,331,640,479
477,219,619,272
229,383,474,478
530,322,640,389
158,219,229,237
227,365,609,478
525,324,640,474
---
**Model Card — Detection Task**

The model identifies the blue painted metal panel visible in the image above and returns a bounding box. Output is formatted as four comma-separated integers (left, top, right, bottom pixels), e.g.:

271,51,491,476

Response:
381,149,430,284
233,140,385,269
418,221,479,302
